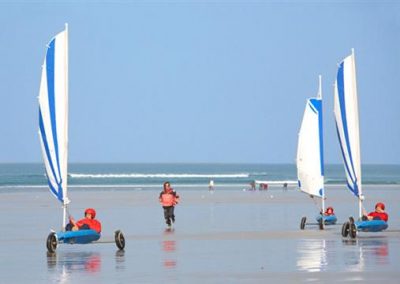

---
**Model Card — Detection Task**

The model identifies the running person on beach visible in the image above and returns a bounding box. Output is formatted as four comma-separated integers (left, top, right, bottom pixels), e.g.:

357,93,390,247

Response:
159,182,180,227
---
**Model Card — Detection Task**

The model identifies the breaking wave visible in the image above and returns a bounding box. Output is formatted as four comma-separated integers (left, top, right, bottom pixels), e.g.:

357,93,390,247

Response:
69,173,250,179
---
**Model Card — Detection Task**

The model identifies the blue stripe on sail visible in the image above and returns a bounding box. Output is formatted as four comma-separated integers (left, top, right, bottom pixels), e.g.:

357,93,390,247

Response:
46,38,64,199
318,100,324,177
39,108,63,202
310,98,324,177
308,101,317,114
337,63,357,185
334,121,359,197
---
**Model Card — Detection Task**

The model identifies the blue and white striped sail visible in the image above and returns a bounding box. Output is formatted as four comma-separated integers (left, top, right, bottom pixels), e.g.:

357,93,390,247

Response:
296,78,324,199
334,50,362,200
38,26,70,206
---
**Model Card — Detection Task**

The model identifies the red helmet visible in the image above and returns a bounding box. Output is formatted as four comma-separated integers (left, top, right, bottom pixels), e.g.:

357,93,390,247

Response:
326,207,334,213
85,208,96,218
375,202,385,210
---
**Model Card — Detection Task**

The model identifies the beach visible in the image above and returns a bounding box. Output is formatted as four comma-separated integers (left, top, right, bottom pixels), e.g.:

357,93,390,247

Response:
0,184,399,283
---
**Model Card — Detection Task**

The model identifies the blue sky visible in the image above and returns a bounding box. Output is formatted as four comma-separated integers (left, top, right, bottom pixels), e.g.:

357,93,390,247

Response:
1,0,399,164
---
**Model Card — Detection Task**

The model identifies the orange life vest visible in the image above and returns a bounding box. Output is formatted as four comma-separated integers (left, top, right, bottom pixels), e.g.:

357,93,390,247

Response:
159,189,180,207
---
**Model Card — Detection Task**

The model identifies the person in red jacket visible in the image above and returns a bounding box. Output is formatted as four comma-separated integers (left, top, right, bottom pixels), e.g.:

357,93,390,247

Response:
362,202,388,222
66,208,102,233
159,181,180,227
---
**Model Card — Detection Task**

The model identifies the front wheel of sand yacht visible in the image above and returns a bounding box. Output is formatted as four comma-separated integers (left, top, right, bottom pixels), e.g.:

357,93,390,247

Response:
342,222,350,237
349,223,357,239
300,217,307,230
46,232,58,253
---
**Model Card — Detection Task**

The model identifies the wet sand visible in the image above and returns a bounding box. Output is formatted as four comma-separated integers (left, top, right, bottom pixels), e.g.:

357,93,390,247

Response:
0,185,399,283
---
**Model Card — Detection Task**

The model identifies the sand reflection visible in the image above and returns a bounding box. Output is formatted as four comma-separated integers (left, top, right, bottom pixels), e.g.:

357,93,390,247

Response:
162,228,177,269
296,239,329,272
115,249,126,271
342,237,389,271
46,251,101,283
47,251,101,272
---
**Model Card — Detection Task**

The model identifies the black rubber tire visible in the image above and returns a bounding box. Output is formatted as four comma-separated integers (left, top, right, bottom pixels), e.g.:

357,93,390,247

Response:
349,223,357,239
300,217,307,230
46,232,57,253
115,230,125,250
318,218,324,230
342,222,350,237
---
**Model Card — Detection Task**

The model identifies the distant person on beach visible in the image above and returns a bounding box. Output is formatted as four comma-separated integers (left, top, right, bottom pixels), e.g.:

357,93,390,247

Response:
324,206,335,216
66,208,102,233
362,202,388,222
159,181,180,227
250,181,256,191
209,180,215,191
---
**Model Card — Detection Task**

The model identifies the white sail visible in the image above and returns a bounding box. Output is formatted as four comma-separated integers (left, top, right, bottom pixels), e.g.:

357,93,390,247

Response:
334,49,363,218
297,78,324,199
38,25,70,211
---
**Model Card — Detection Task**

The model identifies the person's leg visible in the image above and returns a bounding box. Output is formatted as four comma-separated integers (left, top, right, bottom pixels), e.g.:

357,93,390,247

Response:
170,206,175,223
163,207,171,225
79,224,90,230
65,223,73,231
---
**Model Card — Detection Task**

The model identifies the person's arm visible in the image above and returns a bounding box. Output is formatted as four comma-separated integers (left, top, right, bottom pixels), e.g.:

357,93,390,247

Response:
69,215,77,226
366,212,374,220
92,220,102,233
174,192,180,204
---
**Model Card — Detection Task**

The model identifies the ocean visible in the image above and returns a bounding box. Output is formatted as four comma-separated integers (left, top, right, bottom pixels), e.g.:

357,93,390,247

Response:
0,163,399,188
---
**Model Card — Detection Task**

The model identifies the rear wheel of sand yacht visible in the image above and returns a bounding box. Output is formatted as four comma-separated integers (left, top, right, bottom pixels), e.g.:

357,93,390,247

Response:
115,230,125,250
349,223,357,239
46,232,57,253
342,222,350,237
300,217,307,230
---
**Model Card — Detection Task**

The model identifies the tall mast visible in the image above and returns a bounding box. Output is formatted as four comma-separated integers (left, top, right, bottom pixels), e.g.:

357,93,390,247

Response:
318,75,325,215
351,48,363,219
317,75,325,214
63,23,69,229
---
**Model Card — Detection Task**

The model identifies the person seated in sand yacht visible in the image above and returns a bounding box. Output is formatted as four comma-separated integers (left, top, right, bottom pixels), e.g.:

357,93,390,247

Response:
66,208,102,233
362,202,388,222
324,206,335,216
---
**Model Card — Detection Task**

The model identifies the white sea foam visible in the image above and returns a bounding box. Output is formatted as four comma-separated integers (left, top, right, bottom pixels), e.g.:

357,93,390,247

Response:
69,173,250,179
